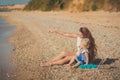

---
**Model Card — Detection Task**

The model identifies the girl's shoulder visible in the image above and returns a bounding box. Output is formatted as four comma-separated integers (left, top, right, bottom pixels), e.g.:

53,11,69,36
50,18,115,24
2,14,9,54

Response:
77,37,82,40
82,49,89,54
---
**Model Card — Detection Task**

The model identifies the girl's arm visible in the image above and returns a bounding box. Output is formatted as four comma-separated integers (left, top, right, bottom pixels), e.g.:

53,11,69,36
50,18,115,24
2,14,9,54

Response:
49,30,78,38
84,52,89,65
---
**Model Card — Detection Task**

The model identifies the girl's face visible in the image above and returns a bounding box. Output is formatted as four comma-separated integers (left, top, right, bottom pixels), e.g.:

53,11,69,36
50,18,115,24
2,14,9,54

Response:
78,32,83,38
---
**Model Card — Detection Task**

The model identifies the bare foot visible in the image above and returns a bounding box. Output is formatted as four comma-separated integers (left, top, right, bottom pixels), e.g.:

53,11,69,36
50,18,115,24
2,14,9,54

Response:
65,64,70,67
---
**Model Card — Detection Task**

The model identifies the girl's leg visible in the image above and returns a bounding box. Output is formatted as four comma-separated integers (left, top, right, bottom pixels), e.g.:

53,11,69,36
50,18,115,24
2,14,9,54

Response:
41,56,72,67
48,51,75,63
71,58,82,68
72,62,81,68
50,56,72,66
68,56,76,65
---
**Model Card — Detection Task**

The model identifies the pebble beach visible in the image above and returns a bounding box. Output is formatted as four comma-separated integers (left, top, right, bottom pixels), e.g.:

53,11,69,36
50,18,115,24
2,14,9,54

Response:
0,11,120,80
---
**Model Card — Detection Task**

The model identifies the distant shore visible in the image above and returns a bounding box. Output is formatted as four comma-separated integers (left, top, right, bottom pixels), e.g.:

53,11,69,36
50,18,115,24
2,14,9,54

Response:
0,11,120,80
0,4,25,11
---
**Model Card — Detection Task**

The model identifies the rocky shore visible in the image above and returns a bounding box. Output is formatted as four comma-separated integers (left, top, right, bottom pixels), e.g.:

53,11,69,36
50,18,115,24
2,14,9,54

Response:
0,11,120,80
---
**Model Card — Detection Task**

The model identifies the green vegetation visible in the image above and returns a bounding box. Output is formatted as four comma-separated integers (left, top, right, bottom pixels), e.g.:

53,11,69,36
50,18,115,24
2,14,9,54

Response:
92,5,97,11
83,0,105,11
24,0,71,11
24,0,120,11
108,0,120,11
82,0,120,11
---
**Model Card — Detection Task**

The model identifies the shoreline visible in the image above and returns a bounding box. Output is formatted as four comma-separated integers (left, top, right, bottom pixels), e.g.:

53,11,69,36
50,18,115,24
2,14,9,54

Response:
0,11,120,80
2,14,44,80
0,16,15,80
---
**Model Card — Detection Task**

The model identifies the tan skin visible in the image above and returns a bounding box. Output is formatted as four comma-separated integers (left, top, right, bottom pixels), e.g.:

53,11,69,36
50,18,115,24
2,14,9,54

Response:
67,43,89,68
41,30,84,66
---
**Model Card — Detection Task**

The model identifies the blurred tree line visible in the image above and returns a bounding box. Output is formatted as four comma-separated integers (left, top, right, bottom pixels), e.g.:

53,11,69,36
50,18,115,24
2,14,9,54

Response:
24,0,120,12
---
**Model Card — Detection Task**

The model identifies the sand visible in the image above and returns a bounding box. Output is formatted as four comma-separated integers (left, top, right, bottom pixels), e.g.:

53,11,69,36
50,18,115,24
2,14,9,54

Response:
0,11,120,80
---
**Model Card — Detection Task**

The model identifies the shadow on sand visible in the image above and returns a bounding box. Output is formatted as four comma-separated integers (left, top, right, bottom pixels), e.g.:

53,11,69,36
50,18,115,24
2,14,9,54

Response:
93,58,119,65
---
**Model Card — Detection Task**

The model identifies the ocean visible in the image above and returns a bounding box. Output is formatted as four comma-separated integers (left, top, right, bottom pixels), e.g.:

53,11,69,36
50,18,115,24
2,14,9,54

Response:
0,0,30,5
0,16,15,80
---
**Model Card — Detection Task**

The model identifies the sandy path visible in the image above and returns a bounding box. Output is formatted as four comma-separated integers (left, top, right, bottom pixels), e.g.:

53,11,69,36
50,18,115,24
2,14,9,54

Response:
0,11,120,80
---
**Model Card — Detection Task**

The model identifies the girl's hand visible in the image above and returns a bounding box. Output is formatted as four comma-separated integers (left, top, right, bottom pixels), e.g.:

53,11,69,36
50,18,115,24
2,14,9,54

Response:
49,30,57,33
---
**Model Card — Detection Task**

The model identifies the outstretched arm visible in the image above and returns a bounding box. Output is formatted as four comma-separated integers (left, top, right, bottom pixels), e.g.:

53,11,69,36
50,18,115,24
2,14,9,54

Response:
49,30,78,38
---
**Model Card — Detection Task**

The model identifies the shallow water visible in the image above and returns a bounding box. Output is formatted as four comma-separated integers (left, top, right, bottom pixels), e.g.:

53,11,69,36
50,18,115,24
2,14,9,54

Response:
0,16,15,80
0,0,30,5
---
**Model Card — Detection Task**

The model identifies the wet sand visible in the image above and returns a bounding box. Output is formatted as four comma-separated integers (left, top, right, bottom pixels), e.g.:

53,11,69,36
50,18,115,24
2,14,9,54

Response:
0,17,15,80
0,11,120,80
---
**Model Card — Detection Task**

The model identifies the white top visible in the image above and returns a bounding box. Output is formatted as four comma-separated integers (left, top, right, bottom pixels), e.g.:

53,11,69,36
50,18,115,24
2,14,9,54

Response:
77,37,82,47
80,48,89,54
77,48,89,56
76,37,82,55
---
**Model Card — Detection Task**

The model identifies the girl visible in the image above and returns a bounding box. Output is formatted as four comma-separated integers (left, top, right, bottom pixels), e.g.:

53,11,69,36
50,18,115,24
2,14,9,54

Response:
66,38,90,68
41,38,90,67
41,27,97,66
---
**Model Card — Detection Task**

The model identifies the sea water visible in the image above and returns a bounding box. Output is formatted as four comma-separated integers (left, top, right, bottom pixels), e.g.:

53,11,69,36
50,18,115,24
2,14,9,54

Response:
0,0,30,6
0,16,15,80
